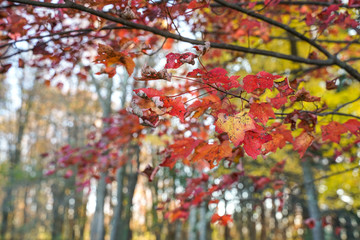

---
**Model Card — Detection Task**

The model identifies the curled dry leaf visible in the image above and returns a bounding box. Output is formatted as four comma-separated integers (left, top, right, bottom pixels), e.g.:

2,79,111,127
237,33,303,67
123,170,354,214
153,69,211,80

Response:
119,6,137,20
134,65,172,81
141,165,160,182
193,41,211,56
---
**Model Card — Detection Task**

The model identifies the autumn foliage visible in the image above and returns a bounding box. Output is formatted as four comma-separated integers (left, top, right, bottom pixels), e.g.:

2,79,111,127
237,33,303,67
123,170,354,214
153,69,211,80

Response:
2,0,360,239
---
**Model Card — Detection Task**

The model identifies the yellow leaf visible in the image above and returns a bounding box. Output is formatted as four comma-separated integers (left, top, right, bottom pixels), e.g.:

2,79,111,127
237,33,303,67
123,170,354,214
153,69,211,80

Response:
215,111,255,146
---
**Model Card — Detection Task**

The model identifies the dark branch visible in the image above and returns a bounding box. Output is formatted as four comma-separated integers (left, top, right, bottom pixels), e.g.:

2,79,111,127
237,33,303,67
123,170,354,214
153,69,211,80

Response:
214,0,360,81
210,1,358,9
7,0,360,81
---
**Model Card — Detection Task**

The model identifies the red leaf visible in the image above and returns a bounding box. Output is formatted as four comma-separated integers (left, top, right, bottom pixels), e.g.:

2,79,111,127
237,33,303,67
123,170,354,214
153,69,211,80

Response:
204,68,241,90
243,71,281,93
344,119,360,136
321,121,348,143
243,131,271,159
249,102,275,125
161,138,202,168
269,94,288,109
187,0,209,9
134,88,164,99
165,52,197,69
162,97,186,122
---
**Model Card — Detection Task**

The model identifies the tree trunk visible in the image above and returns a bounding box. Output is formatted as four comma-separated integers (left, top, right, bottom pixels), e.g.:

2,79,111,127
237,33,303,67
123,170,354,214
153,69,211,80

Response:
188,206,197,240
90,75,113,240
110,166,125,240
1,83,34,240
121,145,140,240
90,172,107,240
51,183,66,240
198,201,207,240
301,159,324,240
260,203,266,240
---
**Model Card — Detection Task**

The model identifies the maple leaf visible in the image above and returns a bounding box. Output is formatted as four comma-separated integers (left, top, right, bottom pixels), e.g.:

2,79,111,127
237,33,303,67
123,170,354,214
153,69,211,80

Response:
94,44,135,76
191,140,232,168
242,131,271,159
135,65,172,81
160,138,201,168
203,68,241,90
165,52,197,69
293,131,314,158
187,0,210,9
344,119,360,136
243,71,281,93
249,102,275,125
215,111,256,146
321,121,348,143
274,77,294,97
263,125,293,154
269,94,288,109
284,110,317,131
162,97,186,122
290,88,321,102
134,88,164,99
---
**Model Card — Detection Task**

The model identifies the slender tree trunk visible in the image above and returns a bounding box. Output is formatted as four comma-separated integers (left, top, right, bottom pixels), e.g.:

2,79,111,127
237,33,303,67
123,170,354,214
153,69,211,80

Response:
51,183,66,240
1,83,34,240
110,165,125,240
301,159,324,240
90,172,107,240
260,203,266,240
122,146,140,240
236,211,244,240
198,201,207,240
174,220,182,240
247,208,256,240
188,206,197,240
90,75,113,240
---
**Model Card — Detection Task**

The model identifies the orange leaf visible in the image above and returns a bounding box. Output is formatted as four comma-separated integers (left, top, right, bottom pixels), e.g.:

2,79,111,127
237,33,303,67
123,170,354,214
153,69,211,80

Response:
191,141,232,168
293,131,314,158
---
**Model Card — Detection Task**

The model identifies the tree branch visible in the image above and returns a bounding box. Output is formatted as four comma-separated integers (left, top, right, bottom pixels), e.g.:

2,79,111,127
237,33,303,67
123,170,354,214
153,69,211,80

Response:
213,0,360,81
210,1,358,9
7,0,360,81
0,25,130,50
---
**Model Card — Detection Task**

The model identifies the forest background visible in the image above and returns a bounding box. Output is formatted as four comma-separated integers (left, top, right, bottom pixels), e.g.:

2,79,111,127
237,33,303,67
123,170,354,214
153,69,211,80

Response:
0,0,360,240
